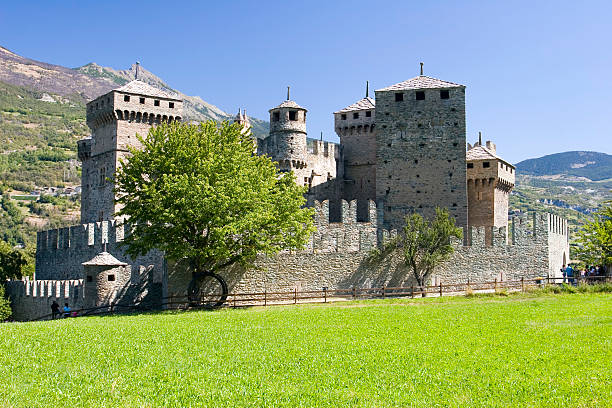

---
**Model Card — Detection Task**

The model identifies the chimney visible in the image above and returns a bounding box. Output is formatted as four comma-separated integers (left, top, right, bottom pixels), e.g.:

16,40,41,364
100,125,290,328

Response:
486,141,496,153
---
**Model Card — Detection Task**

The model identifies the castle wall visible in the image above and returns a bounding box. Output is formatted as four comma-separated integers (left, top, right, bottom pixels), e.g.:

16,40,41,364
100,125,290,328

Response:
4,279,84,321
547,213,570,277
34,221,166,290
375,86,468,229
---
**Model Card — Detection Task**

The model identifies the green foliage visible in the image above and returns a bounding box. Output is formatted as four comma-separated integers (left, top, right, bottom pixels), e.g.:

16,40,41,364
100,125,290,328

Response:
114,121,315,274
0,294,609,406
373,208,462,289
0,285,11,321
575,200,612,267
0,240,28,280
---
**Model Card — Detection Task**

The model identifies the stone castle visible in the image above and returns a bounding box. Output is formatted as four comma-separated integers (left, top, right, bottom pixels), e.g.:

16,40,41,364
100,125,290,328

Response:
6,69,570,320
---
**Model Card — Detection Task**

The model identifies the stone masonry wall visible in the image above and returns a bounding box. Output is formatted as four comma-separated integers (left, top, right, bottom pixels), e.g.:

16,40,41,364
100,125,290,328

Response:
375,86,467,229
5,279,84,321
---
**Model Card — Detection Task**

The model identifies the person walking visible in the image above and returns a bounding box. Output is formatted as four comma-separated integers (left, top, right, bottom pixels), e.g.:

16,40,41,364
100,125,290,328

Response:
51,301,60,319
565,264,574,286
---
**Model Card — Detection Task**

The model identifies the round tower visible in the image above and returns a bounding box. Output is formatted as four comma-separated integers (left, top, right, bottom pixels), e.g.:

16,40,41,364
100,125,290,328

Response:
268,87,307,170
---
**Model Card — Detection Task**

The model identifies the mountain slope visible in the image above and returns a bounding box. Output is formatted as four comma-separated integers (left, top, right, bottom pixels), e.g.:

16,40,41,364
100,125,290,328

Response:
516,151,612,181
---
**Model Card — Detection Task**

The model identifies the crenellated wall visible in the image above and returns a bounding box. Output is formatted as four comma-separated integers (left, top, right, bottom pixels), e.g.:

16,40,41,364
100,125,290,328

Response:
4,278,84,321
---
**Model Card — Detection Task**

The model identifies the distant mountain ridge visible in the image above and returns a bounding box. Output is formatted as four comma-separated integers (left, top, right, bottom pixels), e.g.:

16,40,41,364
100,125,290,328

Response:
515,151,612,181
0,46,269,137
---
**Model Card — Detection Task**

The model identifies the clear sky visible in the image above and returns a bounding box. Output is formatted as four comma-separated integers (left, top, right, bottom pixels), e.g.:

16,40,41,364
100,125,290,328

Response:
1,0,610,163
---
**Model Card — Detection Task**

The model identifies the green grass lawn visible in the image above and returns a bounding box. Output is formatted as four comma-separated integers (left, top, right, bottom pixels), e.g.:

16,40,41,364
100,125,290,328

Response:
0,293,610,407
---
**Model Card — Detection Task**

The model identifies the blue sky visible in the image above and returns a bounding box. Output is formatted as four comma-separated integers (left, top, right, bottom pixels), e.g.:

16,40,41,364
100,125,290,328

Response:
1,0,610,163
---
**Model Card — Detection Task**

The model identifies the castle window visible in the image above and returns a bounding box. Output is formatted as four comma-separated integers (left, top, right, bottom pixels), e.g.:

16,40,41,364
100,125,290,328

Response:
124,95,130,102
365,111,372,117
169,102,174,109
99,167,106,187
478,192,483,201
415,91,425,100
107,274,115,282
341,114,347,120
101,100,104,107
273,112,280,122
467,163,474,169
353,112,359,119
440,90,450,99
140,97,145,104
154,100,160,106
483,162,490,168
394,93,404,102
87,276,93,282
452,203,457,207
453,143,458,147
414,159,418,164
289,111,297,121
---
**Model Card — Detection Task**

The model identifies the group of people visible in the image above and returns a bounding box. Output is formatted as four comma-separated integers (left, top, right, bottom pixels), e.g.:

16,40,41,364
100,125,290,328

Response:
50,301,76,319
560,264,607,285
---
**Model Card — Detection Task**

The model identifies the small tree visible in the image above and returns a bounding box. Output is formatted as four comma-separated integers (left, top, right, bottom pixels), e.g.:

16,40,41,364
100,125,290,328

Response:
575,200,612,271
373,208,462,295
114,121,315,301
0,240,28,281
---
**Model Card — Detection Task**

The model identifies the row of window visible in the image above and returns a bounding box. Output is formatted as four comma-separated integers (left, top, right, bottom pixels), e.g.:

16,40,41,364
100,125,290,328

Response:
123,95,175,108
395,89,449,102
90,95,175,111
340,110,372,121
467,161,514,173
272,110,305,122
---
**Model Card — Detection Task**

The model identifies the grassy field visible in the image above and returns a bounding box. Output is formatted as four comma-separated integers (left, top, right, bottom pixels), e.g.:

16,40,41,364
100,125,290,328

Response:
0,293,610,407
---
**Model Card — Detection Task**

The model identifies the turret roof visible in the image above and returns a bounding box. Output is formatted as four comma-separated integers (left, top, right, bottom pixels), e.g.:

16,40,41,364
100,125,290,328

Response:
82,251,128,266
335,97,375,113
377,75,464,91
270,100,307,111
115,80,180,100
466,145,515,169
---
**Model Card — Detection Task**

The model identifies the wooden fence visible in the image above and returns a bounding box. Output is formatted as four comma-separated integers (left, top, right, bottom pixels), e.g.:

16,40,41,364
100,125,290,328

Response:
27,275,611,322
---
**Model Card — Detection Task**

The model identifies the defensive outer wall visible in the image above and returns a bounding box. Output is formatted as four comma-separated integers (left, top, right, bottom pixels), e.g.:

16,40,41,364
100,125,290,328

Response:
8,199,569,320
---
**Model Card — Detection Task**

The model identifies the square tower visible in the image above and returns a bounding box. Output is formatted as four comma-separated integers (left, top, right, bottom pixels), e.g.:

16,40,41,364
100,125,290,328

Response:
375,75,467,229
79,81,183,223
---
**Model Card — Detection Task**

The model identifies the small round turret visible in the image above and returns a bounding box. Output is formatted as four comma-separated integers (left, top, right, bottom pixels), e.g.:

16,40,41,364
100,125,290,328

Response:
268,87,308,170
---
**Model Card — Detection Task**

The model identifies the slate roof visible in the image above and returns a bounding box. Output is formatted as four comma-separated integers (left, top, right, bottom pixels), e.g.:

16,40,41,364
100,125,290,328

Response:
82,252,128,266
377,75,464,91
115,80,180,100
335,97,375,113
466,144,509,163
270,100,307,111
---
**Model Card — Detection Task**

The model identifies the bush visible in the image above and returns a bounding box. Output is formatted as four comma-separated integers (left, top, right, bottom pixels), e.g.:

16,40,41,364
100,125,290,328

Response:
0,285,12,321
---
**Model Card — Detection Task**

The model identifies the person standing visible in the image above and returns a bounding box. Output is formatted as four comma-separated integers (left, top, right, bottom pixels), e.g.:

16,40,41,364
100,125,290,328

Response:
565,264,574,285
51,301,60,319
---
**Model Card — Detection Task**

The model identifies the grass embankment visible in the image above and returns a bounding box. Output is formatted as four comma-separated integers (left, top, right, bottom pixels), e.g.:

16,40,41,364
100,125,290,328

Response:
0,293,610,407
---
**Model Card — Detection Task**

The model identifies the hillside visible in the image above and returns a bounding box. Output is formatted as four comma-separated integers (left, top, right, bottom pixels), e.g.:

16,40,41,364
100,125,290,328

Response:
516,151,612,181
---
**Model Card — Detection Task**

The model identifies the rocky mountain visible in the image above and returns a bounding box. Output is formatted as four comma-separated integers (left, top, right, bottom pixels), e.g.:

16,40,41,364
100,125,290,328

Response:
0,46,269,137
516,151,612,182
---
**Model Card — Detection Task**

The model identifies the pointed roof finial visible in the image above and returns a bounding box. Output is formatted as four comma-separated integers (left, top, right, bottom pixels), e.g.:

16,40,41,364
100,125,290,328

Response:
135,61,140,80
238,108,241,116
366,80,369,98
287,86,290,101
478,131,482,146
243,108,246,119
420,62,424,76
320,131,323,141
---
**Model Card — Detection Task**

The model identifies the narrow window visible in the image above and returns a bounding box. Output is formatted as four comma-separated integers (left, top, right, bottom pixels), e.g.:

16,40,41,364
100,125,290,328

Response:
139,97,145,104
365,111,372,117
395,93,404,102
341,114,347,120
289,111,297,121
169,102,174,109
415,91,425,100
107,274,115,282
483,162,490,168
86,276,93,282
124,95,130,102
414,159,418,164
273,111,280,122
467,163,474,169
353,112,359,119
99,167,106,187
154,100,160,106
440,90,450,99
452,203,457,207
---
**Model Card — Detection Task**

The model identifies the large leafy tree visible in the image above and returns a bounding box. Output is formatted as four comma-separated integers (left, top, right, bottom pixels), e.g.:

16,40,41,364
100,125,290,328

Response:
114,121,315,291
372,208,462,295
0,240,28,281
575,200,612,269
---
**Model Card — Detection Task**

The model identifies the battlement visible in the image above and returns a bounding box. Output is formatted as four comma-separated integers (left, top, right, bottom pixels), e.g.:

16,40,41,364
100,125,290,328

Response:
5,278,83,299
306,139,341,159
36,221,126,252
